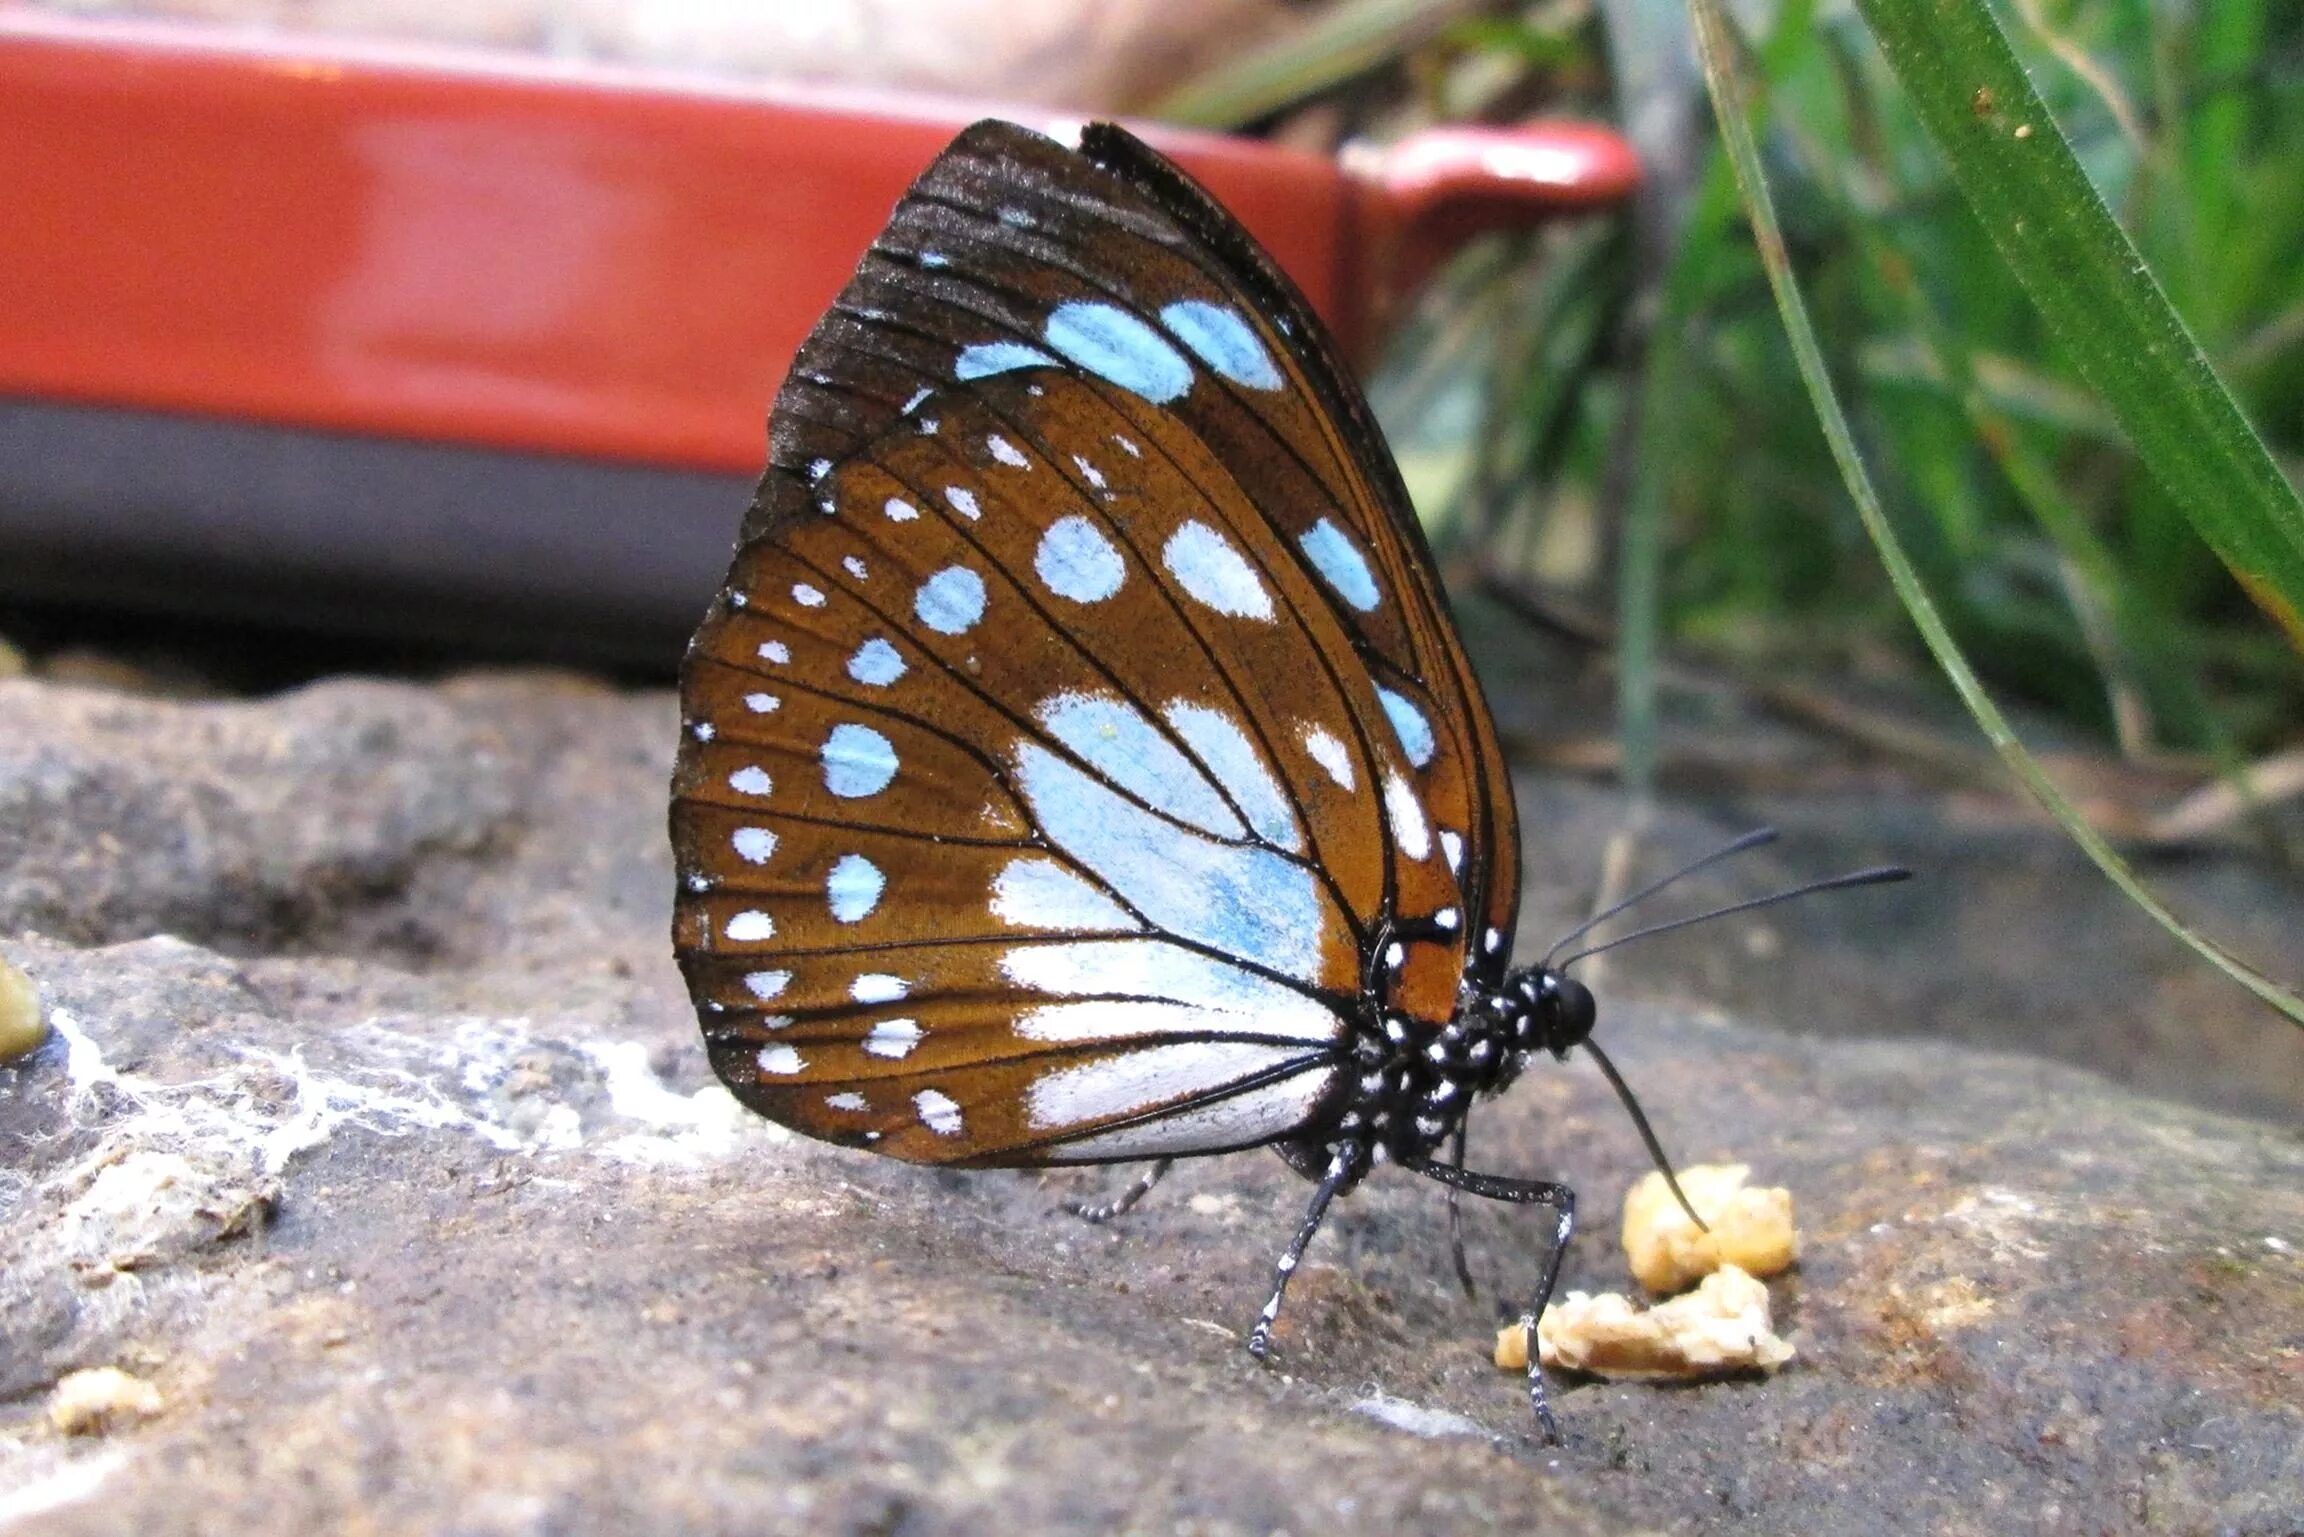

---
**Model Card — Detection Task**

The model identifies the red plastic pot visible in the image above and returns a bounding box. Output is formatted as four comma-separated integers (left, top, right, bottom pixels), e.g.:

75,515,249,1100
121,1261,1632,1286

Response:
0,12,1637,660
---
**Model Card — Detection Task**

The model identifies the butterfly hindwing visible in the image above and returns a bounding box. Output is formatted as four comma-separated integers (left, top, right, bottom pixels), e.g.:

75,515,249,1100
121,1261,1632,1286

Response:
673,120,1521,1164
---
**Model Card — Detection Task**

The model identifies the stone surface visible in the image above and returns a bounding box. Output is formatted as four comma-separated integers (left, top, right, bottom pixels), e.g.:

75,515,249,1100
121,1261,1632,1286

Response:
2,672,2300,1535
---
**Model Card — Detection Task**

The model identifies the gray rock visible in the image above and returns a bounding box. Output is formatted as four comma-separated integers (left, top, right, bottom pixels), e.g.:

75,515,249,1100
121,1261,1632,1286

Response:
2,673,2299,1534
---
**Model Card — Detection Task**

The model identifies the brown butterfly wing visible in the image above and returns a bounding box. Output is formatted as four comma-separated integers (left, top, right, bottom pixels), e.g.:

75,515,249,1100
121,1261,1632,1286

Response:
671,121,1520,1165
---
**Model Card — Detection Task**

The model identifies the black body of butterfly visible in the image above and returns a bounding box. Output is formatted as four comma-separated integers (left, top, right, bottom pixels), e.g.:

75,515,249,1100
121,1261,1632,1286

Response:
668,118,1905,1438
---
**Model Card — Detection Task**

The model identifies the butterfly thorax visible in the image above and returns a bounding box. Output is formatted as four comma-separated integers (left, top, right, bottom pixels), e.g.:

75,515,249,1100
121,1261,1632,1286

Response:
1314,965,1594,1171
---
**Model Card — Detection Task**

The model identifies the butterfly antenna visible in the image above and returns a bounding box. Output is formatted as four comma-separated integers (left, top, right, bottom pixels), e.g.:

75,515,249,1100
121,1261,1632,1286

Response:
1554,864,1911,970
1581,1038,1707,1233
1540,827,1780,968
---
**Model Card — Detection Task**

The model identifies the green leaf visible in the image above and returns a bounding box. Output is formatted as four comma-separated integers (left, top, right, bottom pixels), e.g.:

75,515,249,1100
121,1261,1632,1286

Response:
1855,0,2304,649
1684,0,2304,1027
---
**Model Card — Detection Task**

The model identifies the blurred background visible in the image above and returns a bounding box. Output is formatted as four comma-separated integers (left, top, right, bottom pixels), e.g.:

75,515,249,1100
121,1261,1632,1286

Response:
5,0,2297,787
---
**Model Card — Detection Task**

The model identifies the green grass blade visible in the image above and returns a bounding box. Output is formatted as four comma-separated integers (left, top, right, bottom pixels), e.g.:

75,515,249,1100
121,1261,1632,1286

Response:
1855,0,2304,649
1685,0,2304,1027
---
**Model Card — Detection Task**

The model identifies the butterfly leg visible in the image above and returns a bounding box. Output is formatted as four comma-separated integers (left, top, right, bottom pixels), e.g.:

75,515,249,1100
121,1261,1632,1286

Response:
1445,1118,1476,1300
1509,1181,1576,1446
1245,1145,1355,1361
1067,1157,1174,1224
1401,1157,1577,1444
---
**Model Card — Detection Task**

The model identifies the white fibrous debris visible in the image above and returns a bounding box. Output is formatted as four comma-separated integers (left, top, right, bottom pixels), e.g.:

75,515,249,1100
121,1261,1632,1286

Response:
1496,1265,1795,1381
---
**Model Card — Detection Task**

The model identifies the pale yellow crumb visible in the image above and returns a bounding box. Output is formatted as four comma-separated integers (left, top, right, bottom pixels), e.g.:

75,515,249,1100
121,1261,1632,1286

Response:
1495,1265,1795,1380
0,953,44,1065
48,1367,166,1436
1622,1162,1798,1295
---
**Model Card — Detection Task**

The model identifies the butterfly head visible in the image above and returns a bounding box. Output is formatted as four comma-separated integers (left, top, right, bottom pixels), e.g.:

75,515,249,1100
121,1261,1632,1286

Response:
1495,966,1598,1063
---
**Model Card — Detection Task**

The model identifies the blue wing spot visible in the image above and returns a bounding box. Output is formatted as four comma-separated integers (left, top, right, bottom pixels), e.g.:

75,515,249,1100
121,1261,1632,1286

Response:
1162,300,1283,391
915,566,987,634
1377,688,1436,769
827,854,885,923
822,723,899,798
847,637,906,687
956,341,1058,380
1299,518,1380,611
1039,692,1243,839
1035,516,1126,603
1044,301,1193,403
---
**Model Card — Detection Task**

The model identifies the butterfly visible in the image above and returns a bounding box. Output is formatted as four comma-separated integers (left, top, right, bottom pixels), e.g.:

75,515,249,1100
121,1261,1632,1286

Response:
667,118,1902,1438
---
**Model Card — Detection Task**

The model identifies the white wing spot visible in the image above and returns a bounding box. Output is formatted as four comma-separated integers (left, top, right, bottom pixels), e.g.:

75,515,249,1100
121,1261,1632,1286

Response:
987,434,1030,468
944,486,980,520
1024,1042,1308,1134
990,858,1140,932
755,1045,804,1075
1071,455,1107,492
1383,773,1431,861
826,1091,869,1112
728,766,772,797
757,640,790,665
1439,830,1464,872
732,827,777,865
726,910,775,942
1301,725,1355,792
792,582,827,608
744,970,790,1001
915,1089,964,1135
864,1019,924,1059
745,692,780,714
885,497,920,522
843,556,869,581
1114,434,1141,457
1162,520,1273,621
851,973,909,1003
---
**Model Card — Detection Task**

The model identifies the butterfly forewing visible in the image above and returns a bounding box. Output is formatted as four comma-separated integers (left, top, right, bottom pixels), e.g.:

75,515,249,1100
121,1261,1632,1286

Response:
673,120,1522,1165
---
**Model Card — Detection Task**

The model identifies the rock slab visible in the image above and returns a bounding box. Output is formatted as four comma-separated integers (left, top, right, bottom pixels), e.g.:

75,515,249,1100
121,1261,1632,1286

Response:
2,674,2300,1535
